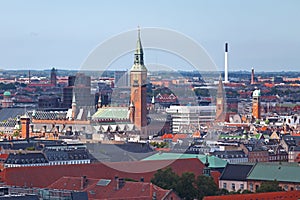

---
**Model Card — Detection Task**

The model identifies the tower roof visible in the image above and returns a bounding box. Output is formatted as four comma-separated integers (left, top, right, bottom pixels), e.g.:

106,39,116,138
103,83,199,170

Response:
136,28,143,55
3,91,11,97
253,89,261,97
131,27,147,72
217,75,225,96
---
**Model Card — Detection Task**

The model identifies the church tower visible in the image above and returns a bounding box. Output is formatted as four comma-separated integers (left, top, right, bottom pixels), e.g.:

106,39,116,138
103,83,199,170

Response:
130,28,148,136
215,75,226,122
50,67,57,86
252,89,261,119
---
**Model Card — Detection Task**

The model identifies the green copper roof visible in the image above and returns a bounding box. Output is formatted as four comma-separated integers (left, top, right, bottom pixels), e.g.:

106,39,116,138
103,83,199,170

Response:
253,89,261,97
92,107,129,120
131,28,147,72
247,162,300,183
142,152,227,168
3,91,11,96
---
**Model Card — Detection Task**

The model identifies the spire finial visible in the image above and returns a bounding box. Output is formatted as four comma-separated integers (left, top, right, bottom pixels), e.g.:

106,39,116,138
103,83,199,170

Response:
137,26,141,38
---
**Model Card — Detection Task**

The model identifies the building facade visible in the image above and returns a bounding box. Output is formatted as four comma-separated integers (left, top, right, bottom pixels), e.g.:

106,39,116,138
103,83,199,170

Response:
166,105,216,134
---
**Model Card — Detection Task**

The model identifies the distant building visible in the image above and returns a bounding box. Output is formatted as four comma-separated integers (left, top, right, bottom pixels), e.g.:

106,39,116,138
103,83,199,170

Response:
1,91,14,108
211,150,248,164
166,105,216,134
38,96,60,109
50,67,57,86
219,163,254,192
62,73,94,109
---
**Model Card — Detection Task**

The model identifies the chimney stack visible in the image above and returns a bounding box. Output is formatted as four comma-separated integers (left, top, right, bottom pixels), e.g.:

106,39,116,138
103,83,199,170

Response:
224,43,229,83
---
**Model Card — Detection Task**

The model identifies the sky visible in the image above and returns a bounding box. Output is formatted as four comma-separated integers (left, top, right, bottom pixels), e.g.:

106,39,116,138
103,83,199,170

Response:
0,0,299,72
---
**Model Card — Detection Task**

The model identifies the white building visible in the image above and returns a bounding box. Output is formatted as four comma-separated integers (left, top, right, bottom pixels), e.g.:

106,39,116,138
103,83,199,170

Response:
166,105,216,134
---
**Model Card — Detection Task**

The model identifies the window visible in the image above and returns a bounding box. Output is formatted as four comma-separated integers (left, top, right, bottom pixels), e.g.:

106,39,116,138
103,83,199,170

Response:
240,184,244,190
250,183,253,191
231,183,236,191
223,182,227,189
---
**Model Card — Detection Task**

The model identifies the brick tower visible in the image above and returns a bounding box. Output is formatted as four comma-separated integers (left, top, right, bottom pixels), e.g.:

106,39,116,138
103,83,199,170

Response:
130,28,148,137
21,113,30,139
252,89,261,119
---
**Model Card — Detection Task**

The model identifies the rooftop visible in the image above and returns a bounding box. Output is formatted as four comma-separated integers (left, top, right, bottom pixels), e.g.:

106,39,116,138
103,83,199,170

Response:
142,152,227,168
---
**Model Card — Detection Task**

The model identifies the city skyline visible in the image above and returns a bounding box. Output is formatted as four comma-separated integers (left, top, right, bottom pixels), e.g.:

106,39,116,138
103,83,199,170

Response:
0,0,300,72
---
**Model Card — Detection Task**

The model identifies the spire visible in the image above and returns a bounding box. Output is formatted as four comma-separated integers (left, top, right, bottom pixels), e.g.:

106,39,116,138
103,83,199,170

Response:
217,74,224,97
72,92,76,106
131,27,147,72
135,26,144,62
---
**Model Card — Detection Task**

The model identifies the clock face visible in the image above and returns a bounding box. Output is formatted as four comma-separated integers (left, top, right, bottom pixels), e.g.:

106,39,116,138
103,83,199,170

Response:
217,99,222,104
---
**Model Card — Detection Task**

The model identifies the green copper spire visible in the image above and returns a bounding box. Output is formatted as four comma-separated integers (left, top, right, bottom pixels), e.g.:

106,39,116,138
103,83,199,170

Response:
135,27,144,61
131,27,147,72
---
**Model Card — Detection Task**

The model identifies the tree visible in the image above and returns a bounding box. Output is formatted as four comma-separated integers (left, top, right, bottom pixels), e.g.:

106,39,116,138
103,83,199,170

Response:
151,167,179,190
256,180,282,193
195,175,218,199
175,172,197,200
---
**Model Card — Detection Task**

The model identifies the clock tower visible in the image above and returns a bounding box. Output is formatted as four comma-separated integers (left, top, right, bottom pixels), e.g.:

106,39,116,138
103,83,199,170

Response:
215,75,226,122
130,28,148,137
252,89,261,119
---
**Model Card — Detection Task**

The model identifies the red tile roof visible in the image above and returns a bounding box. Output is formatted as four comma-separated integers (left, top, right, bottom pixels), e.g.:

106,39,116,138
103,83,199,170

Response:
161,134,174,139
1,158,204,188
172,134,188,142
37,175,180,199
203,190,300,200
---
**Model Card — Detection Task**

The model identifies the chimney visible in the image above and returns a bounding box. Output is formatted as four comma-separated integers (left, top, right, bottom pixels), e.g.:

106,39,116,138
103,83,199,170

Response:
224,42,229,83
251,67,255,84
20,114,30,139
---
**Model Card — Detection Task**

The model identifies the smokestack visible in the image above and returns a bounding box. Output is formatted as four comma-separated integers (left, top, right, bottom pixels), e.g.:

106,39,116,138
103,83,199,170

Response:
224,43,228,83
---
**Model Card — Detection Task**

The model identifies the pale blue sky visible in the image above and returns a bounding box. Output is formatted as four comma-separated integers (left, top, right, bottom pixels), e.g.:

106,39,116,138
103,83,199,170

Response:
0,0,299,71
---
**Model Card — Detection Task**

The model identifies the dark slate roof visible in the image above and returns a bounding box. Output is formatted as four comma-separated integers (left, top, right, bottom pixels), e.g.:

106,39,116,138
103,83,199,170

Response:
86,143,155,162
44,149,90,161
220,163,254,181
0,139,63,150
27,110,67,120
5,152,48,164
211,150,248,159
283,135,300,147
0,195,39,200
0,108,25,121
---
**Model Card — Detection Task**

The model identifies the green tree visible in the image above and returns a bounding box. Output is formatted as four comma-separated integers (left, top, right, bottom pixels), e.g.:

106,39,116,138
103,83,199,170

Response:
175,172,197,200
151,167,179,190
195,175,218,199
242,189,253,194
256,180,282,193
